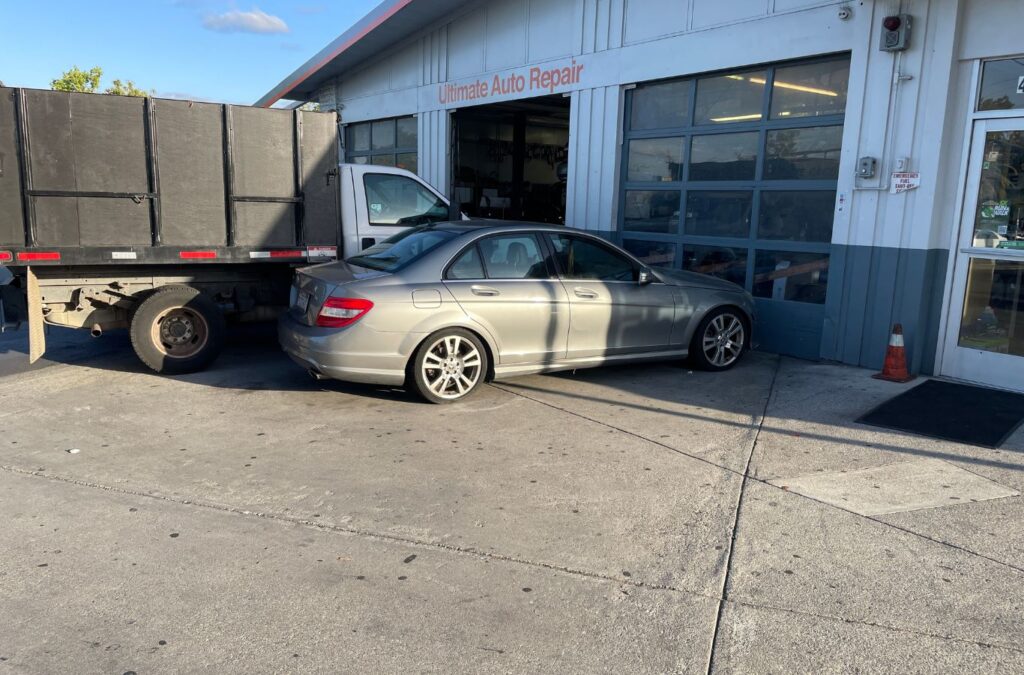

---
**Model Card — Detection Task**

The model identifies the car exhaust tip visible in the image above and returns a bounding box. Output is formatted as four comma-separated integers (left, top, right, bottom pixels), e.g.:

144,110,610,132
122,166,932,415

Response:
307,367,324,380
89,324,103,338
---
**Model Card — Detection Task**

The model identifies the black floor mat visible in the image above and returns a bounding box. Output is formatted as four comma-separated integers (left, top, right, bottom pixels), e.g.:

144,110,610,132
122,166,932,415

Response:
857,379,1024,448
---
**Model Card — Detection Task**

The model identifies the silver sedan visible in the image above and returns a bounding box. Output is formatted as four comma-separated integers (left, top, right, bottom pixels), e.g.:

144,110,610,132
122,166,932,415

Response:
279,222,754,403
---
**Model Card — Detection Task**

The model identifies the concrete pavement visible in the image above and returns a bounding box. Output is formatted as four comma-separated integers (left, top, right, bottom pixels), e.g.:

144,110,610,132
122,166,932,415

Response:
0,327,1022,672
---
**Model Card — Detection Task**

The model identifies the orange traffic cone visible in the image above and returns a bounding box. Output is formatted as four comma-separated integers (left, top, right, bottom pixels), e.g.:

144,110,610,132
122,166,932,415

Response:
873,324,915,383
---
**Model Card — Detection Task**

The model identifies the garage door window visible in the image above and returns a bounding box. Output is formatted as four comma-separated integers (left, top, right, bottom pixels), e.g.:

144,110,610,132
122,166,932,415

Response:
620,55,849,307
346,116,418,173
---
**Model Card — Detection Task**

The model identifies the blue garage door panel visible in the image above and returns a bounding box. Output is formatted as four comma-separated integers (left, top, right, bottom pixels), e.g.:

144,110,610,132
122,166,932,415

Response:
753,298,825,360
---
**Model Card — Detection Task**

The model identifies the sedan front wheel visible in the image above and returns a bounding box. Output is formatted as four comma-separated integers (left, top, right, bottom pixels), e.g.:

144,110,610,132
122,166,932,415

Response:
691,307,748,371
411,328,489,403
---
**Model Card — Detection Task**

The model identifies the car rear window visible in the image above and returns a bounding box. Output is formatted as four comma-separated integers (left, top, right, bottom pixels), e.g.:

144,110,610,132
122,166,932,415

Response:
346,227,458,272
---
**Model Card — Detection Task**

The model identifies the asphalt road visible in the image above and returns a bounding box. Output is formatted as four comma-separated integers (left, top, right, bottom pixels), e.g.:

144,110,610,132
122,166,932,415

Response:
1,330,1023,672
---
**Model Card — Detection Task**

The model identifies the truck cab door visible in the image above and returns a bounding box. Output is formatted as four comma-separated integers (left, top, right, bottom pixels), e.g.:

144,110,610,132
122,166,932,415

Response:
344,165,452,255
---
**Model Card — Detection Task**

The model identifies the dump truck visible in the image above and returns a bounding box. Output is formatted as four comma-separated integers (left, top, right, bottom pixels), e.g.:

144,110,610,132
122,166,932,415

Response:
0,88,453,373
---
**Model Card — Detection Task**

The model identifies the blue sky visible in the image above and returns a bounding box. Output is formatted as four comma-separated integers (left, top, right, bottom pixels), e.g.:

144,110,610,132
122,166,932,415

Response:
0,1,381,104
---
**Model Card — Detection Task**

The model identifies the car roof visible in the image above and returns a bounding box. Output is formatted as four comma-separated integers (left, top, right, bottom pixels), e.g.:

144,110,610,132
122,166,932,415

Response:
434,219,573,234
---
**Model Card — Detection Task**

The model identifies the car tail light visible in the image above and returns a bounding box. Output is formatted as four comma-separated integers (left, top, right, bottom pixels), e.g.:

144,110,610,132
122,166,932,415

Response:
0,251,11,263
316,297,374,328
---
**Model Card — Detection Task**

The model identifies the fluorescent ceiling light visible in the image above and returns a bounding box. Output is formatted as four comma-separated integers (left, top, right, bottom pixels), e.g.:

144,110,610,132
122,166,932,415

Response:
710,113,763,122
725,74,838,96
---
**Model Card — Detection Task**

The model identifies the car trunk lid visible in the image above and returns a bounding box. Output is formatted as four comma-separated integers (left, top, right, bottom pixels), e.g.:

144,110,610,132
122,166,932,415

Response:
289,261,387,326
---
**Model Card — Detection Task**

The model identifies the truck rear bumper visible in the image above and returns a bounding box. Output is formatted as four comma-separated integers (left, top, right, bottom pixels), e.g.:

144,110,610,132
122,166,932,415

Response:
277,313,410,386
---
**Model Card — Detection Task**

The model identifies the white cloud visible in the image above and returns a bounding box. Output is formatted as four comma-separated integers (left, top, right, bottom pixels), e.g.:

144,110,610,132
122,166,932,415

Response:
203,8,289,34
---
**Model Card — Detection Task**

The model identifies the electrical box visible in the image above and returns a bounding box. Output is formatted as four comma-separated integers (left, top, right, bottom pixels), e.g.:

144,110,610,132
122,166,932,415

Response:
857,156,877,179
880,14,911,52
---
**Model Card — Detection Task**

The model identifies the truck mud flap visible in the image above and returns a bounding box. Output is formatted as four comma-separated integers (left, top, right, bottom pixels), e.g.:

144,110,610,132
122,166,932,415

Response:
26,267,45,363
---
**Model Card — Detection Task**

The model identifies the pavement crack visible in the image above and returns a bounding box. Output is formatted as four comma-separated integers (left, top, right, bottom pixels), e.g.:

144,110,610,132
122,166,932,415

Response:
3,462,1022,656
489,376,1024,579
724,596,1024,656
704,357,780,674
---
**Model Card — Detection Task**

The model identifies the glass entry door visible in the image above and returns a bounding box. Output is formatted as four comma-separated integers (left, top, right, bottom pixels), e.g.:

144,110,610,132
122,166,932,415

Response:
940,118,1024,391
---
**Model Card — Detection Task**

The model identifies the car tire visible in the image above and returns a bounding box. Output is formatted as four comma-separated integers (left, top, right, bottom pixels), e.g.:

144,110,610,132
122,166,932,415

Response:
130,286,225,375
411,328,489,404
690,306,749,372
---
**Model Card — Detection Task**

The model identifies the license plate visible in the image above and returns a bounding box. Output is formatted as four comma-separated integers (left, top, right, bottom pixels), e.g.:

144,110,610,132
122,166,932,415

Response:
295,290,310,313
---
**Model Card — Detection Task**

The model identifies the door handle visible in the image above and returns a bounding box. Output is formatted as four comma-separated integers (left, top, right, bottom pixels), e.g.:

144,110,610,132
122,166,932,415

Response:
471,285,500,297
574,287,599,299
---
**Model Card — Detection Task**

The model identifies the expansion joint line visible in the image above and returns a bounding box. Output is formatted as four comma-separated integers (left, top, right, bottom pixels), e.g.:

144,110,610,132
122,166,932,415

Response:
704,358,780,674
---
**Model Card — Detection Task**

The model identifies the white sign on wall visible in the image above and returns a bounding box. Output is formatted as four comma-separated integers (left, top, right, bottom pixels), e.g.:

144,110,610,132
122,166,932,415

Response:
890,172,921,194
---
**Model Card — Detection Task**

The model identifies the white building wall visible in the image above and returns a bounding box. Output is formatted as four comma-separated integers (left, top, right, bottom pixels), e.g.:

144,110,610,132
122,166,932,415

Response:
566,85,622,232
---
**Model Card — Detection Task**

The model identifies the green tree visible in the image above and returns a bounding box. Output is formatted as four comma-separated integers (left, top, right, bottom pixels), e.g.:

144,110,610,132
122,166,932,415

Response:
104,79,151,97
50,66,102,93
50,66,151,97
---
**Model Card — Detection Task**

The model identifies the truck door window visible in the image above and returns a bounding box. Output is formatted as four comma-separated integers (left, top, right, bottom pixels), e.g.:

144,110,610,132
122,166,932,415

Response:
363,174,449,226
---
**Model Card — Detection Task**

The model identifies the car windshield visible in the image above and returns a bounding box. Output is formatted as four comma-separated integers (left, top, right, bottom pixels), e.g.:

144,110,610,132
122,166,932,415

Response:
346,226,459,272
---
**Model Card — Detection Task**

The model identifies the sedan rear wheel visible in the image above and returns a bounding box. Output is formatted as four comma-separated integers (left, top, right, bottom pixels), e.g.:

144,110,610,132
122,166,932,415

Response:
691,307,747,371
412,329,488,403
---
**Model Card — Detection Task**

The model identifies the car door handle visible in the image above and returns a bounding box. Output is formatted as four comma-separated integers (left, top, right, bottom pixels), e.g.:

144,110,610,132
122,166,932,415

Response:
573,287,599,299
471,285,500,296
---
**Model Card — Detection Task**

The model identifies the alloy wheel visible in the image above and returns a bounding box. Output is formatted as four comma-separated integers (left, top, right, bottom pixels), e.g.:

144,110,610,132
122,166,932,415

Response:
702,313,745,368
420,334,483,400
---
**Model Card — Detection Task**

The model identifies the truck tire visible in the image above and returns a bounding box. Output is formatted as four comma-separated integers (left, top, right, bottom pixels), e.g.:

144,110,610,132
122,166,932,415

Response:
130,286,225,374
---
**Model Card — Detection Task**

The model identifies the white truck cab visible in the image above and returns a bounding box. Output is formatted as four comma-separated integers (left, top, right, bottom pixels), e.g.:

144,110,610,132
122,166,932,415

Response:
340,164,457,257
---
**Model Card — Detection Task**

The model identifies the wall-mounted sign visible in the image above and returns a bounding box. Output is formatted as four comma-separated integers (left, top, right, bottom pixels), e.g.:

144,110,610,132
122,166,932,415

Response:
890,171,920,194
438,58,586,106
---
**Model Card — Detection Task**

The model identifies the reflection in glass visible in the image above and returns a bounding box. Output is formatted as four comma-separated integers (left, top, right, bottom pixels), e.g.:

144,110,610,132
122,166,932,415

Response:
370,154,396,167
623,190,681,233
690,132,758,181
683,245,747,287
770,59,850,119
623,239,677,267
396,152,418,174
630,80,691,130
350,123,370,152
752,250,829,303
978,58,1024,112
627,138,684,182
685,191,751,237
396,116,418,147
959,259,1024,356
694,70,767,124
972,131,1024,248
765,126,843,180
758,191,836,242
371,119,395,150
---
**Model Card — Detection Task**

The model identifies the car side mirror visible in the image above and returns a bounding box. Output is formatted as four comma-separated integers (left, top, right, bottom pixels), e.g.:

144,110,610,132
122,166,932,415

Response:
638,268,653,286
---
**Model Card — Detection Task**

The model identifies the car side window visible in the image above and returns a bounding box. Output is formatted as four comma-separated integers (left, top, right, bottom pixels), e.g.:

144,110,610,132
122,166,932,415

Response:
363,174,449,226
477,234,549,280
550,234,638,281
447,245,485,280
